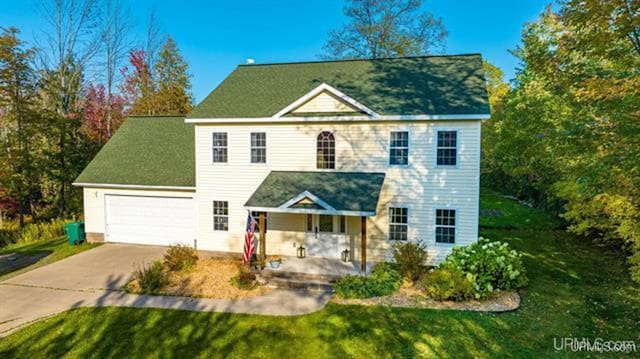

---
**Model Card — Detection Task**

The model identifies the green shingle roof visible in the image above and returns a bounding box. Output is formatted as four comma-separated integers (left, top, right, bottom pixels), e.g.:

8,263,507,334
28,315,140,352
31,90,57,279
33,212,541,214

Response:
245,171,386,215
188,54,489,119
74,116,195,187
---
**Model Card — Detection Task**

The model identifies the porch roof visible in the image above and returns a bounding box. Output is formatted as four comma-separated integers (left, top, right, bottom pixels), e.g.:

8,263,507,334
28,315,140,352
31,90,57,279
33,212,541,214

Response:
244,171,385,216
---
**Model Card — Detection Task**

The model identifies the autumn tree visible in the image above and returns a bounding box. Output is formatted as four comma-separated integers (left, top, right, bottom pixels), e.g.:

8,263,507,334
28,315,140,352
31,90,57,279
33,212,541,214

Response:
122,36,192,115
0,28,40,226
323,0,447,59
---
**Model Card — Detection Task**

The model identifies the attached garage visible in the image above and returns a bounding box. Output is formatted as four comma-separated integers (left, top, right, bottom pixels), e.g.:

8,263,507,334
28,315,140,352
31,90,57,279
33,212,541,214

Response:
73,116,197,245
105,195,195,246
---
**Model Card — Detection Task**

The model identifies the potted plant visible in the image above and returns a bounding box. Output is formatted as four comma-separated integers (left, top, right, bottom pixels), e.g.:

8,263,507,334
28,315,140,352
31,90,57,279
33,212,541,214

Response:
269,256,282,269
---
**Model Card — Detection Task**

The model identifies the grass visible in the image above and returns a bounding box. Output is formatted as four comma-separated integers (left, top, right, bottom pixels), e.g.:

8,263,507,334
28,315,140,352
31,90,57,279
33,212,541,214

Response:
479,187,562,230
0,189,638,358
0,237,100,281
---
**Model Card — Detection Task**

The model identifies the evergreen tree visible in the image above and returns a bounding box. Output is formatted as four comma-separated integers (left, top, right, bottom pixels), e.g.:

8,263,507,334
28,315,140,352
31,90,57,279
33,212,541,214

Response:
155,36,192,114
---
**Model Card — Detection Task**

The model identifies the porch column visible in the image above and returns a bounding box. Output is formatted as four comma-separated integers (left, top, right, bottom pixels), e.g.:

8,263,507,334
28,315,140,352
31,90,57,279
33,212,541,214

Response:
360,216,367,274
259,212,266,266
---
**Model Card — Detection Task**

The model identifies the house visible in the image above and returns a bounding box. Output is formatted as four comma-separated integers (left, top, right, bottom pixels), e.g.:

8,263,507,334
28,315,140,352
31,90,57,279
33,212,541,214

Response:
73,54,490,271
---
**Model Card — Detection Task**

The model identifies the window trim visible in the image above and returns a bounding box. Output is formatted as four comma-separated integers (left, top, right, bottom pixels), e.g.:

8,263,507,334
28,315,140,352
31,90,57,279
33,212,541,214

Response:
388,206,409,241
212,200,229,231
434,208,457,244
388,130,410,166
337,215,347,234
212,132,228,164
249,132,267,164
435,129,459,168
316,130,336,170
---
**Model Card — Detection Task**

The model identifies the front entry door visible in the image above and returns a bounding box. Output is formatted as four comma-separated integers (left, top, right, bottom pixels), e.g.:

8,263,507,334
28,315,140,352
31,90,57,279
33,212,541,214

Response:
304,214,347,258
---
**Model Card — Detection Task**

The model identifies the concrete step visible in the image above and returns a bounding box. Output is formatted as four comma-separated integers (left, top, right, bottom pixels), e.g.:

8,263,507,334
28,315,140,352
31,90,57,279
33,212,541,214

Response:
259,268,342,283
267,277,333,292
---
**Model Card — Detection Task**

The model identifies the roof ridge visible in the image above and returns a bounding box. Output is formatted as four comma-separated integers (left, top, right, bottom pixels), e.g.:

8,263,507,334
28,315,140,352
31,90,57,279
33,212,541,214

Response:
237,53,482,68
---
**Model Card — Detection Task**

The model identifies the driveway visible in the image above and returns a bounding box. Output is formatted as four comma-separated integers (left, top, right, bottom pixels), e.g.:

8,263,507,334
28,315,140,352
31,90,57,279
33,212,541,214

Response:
0,243,331,337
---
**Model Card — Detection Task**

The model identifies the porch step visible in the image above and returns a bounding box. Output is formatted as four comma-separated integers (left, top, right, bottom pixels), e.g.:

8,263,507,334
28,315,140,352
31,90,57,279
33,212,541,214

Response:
259,268,343,283
267,277,333,292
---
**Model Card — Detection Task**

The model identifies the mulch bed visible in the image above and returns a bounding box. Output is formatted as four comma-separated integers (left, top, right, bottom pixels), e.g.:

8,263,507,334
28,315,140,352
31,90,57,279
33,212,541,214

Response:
331,285,520,312
160,258,271,300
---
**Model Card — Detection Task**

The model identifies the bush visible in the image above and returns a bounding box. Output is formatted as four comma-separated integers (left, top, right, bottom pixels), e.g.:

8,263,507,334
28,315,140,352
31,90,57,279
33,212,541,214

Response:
1,219,68,248
334,262,402,299
392,241,428,282
163,244,198,271
230,266,257,290
421,268,474,301
132,260,168,294
441,237,528,298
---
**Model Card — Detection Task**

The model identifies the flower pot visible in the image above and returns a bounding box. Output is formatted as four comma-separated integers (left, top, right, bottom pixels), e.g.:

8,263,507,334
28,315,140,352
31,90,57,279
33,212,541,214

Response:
269,260,281,269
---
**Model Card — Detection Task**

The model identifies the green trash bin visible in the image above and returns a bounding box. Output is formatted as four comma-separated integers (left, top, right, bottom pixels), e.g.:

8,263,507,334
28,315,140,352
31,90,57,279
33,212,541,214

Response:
65,222,86,245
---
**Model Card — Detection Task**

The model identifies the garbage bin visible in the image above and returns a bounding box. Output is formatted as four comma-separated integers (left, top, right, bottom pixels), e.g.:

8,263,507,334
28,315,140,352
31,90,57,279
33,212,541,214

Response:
65,222,86,245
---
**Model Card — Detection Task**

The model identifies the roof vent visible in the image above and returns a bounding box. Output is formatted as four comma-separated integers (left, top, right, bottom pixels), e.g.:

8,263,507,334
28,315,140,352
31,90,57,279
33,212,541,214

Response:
246,58,255,65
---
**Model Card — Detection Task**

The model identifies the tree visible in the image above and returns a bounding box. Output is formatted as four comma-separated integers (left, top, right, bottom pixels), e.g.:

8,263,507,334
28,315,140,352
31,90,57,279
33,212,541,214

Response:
121,37,192,115
154,36,192,114
36,0,102,216
82,83,125,143
483,2,640,282
0,27,39,226
100,0,132,138
120,49,157,115
323,0,447,59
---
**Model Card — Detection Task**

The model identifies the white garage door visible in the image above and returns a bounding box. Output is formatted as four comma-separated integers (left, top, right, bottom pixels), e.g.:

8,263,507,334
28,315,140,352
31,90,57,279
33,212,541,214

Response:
105,195,195,246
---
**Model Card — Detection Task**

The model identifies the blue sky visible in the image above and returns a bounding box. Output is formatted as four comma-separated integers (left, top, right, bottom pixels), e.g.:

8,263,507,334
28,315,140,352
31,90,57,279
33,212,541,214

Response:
1,0,551,102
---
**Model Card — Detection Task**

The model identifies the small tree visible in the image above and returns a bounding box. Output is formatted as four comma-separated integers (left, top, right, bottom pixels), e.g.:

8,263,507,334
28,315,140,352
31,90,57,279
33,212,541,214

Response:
392,241,428,282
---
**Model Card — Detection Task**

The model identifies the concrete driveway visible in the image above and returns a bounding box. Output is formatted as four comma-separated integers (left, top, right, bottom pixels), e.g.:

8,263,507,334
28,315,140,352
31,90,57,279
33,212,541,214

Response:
0,243,331,337
3,243,165,291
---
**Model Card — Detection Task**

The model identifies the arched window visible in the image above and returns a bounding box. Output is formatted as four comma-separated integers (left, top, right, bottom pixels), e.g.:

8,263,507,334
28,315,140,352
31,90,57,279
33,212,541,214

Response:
316,131,335,169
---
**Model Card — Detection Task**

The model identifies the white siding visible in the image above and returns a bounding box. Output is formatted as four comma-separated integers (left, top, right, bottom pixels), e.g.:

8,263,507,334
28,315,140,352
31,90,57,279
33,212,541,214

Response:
291,91,358,114
195,120,480,264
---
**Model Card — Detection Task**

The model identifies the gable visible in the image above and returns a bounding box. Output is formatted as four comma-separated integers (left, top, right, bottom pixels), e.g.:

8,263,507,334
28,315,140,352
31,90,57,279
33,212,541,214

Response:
290,90,360,115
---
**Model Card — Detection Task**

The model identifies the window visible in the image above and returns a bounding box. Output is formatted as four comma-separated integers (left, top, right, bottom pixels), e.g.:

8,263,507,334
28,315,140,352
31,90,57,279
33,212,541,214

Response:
389,131,409,165
213,201,228,231
212,132,228,163
319,214,333,232
338,216,346,234
250,132,266,163
435,209,456,243
316,131,335,169
251,211,267,233
436,130,457,166
389,207,408,241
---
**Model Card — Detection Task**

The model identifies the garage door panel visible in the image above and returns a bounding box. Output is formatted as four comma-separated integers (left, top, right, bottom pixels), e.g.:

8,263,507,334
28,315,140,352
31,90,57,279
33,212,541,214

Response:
105,195,195,246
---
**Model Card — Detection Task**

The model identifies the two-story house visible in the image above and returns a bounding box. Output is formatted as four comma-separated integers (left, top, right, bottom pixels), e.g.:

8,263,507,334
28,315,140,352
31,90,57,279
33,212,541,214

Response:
74,54,490,272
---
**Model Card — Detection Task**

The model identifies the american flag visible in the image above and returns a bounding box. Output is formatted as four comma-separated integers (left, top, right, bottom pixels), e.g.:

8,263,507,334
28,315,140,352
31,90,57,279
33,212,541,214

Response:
243,211,257,264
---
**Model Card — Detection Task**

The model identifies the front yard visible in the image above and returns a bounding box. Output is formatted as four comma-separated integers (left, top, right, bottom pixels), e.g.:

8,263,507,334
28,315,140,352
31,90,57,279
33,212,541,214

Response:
1,190,638,357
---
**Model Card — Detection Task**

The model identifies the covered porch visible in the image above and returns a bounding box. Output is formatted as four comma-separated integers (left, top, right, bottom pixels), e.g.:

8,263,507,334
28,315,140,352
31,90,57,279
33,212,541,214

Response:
245,171,385,275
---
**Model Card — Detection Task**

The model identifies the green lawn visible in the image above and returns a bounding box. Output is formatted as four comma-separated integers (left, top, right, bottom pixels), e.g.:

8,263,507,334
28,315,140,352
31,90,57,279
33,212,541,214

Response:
1,190,638,358
0,237,100,281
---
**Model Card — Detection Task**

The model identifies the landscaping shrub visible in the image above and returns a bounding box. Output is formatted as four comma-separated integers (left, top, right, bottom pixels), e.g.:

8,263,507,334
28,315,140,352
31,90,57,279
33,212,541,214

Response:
421,268,474,301
392,241,428,282
230,266,257,290
163,244,198,271
132,260,168,294
334,262,402,299
440,237,528,298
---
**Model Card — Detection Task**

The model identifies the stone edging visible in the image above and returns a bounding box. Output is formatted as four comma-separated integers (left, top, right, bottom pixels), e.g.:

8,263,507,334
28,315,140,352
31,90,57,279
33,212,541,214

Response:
331,290,520,312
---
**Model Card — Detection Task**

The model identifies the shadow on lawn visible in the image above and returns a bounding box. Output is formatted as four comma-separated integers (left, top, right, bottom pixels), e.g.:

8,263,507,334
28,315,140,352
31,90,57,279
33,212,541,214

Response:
1,229,639,358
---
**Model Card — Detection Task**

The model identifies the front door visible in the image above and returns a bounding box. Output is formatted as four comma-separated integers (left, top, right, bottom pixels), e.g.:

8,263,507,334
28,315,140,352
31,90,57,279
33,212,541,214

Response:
304,214,349,258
